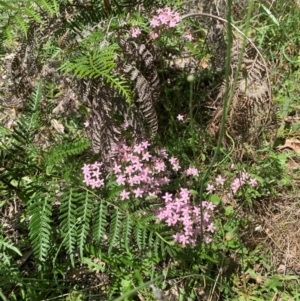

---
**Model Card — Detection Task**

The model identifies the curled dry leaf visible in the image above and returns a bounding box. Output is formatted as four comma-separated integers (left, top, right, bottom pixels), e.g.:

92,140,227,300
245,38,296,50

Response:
278,138,300,153
51,119,64,134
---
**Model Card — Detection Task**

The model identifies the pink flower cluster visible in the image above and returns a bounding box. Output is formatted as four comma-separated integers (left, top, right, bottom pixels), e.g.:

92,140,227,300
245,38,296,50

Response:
82,141,216,246
182,34,194,41
109,141,180,201
206,171,258,196
150,7,181,29
149,7,181,40
82,162,105,189
158,189,216,246
130,27,141,38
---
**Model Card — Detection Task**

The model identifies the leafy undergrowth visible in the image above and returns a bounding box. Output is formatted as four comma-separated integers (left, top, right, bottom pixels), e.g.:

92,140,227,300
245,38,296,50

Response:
1,0,300,301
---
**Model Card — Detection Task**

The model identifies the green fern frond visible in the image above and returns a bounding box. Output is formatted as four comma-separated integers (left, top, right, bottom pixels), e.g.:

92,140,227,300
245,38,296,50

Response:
28,191,53,262
122,215,133,252
35,0,60,17
13,15,30,37
0,1,18,11
108,209,122,254
59,46,132,103
77,190,93,258
11,82,43,147
92,200,107,245
24,4,43,23
134,226,143,251
0,236,22,266
3,25,14,47
59,187,80,265
59,46,118,77
43,138,90,166
105,74,132,104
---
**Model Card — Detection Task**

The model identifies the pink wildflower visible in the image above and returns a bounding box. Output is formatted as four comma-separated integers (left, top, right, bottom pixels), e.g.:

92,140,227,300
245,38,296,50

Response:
112,163,122,174
185,167,199,177
116,175,126,186
150,32,159,40
162,192,173,203
131,28,141,38
206,184,215,194
182,34,194,41
133,144,143,154
142,151,152,161
215,175,225,186
141,141,150,149
150,18,160,28
207,223,216,233
169,157,180,171
177,114,184,121
120,190,130,200
231,178,242,194
249,178,258,187
133,188,143,198
121,121,129,129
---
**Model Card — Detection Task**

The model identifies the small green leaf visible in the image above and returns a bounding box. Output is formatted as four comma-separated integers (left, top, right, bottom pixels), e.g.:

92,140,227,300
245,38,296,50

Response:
209,194,221,205
145,195,158,200
261,4,279,27
189,189,198,196
0,1,18,10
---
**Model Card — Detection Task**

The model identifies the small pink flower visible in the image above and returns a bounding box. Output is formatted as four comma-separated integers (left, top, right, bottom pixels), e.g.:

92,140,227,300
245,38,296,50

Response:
131,28,141,38
185,167,199,177
150,32,159,40
249,178,257,187
112,163,122,174
133,188,143,198
215,175,225,186
182,34,194,41
162,192,173,203
207,223,216,233
141,141,150,149
206,202,216,211
169,157,180,171
206,184,215,194
177,114,184,121
133,144,144,154
121,121,129,129
116,175,126,186
150,18,160,28
158,148,168,158
142,151,152,161
231,178,242,194
203,236,212,244
120,190,130,200
83,120,89,127
154,159,166,172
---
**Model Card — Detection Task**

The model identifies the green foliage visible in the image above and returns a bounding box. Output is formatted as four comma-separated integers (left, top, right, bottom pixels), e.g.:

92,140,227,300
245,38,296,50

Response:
1,0,300,300
58,34,132,103
0,235,22,266
28,190,53,263
43,139,90,166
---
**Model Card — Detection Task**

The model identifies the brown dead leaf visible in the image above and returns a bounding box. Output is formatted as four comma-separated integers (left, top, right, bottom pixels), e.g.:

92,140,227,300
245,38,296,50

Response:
199,55,210,69
51,119,64,134
278,138,300,152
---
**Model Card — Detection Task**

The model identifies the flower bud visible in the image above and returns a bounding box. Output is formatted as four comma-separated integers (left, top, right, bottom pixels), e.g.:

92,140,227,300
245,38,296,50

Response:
187,74,195,82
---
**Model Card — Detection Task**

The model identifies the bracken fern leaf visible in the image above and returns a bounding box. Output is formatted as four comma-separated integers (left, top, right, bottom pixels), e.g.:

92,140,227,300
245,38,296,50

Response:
108,209,122,254
77,190,93,258
28,191,53,262
92,200,107,245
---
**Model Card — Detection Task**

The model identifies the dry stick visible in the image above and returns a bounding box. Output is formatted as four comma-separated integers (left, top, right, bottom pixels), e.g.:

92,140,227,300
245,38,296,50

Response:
181,12,273,103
